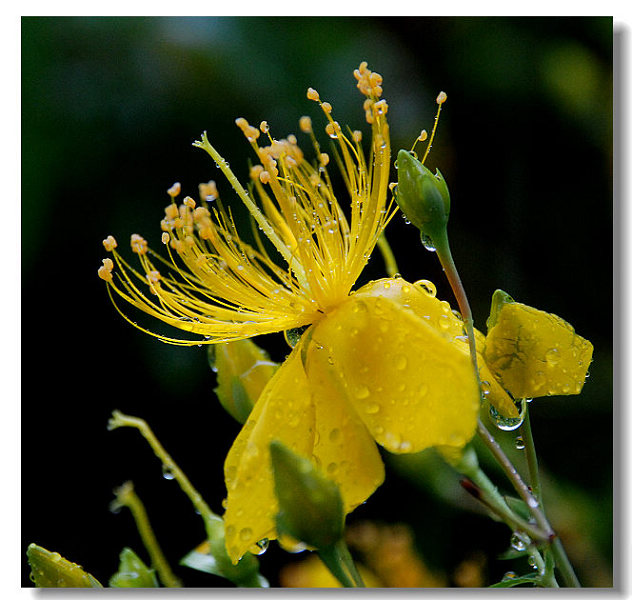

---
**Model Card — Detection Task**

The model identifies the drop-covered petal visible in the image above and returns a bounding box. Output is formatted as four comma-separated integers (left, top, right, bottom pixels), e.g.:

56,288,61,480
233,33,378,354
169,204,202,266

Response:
223,340,315,564
304,333,385,512
310,288,479,453
484,301,593,399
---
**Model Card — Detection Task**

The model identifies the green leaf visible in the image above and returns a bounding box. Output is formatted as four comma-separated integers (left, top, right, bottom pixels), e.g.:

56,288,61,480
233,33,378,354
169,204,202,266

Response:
504,496,532,522
26,543,102,588
108,547,159,588
180,540,269,588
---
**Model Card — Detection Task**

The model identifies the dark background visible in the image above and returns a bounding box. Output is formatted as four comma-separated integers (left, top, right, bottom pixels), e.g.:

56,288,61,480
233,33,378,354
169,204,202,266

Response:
22,16,613,587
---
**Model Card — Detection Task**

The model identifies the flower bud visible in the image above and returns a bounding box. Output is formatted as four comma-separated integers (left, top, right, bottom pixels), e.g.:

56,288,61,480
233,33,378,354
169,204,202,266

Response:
395,149,450,244
270,440,344,549
26,543,103,588
109,548,158,588
210,340,279,424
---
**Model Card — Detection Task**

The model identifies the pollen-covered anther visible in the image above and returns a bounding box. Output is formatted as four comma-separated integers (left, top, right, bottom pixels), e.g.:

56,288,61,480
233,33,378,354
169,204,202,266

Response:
299,116,312,133
146,270,161,284
250,164,264,180
198,180,218,202
321,102,332,114
167,182,181,198
235,117,249,131
183,196,196,209
325,121,341,139
418,130,428,142
259,170,272,184
102,235,118,252
97,257,114,281
319,152,330,167
259,121,270,134
165,203,179,220
161,232,170,244
306,87,320,101
130,233,148,255
372,99,388,117
243,125,260,143
352,130,363,143
436,91,448,105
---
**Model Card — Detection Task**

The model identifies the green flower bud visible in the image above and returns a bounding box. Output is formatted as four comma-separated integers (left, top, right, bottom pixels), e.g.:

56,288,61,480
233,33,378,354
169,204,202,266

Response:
210,340,279,424
109,547,159,588
395,149,451,245
270,440,344,549
26,544,103,588
486,289,515,330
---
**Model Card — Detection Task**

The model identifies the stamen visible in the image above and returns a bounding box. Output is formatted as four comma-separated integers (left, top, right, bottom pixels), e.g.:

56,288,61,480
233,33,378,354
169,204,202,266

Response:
259,121,269,133
102,235,118,252
131,233,148,255
436,91,448,105
98,257,114,281
306,87,320,101
161,232,170,244
299,116,312,133
183,196,196,209
421,92,447,165
167,182,181,198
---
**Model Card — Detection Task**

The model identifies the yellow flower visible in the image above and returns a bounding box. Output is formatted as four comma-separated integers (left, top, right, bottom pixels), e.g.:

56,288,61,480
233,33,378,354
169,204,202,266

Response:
98,62,482,563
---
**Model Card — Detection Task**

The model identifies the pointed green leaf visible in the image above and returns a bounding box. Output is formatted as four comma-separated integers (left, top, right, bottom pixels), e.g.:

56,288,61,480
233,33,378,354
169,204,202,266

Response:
109,547,159,588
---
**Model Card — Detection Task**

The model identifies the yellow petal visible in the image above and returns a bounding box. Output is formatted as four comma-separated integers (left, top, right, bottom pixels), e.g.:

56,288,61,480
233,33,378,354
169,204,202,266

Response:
223,339,315,564
304,332,385,512
311,283,479,453
361,278,518,418
484,301,593,399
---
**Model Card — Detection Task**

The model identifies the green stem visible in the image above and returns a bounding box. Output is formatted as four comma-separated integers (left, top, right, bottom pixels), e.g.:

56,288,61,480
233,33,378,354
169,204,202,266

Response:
112,481,182,588
520,408,542,505
318,540,364,588
550,537,581,588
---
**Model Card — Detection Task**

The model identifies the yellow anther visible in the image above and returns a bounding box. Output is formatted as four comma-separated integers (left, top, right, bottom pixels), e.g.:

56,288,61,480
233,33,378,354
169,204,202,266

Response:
436,91,448,105
102,235,118,252
325,122,341,138
193,206,210,220
287,134,298,145
319,152,330,167
161,232,170,244
167,182,181,198
259,170,271,184
372,99,388,116
170,239,184,253
389,182,397,191
244,125,260,142
299,116,312,133
199,180,218,202
97,257,114,282
183,196,196,209
165,203,179,220
131,233,148,255
259,121,269,133
250,164,264,180
352,130,363,143
146,270,161,284
306,87,320,101
418,130,428,142
235,117,249,130
321,102,332,114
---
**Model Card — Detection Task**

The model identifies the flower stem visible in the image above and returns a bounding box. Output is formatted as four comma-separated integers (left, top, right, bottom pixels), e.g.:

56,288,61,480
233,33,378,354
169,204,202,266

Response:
520,407,542,505
318,540,365,587
111,481,182,588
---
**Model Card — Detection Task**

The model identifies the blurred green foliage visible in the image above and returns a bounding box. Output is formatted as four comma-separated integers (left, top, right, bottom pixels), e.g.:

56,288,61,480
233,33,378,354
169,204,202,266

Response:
22,17,612,587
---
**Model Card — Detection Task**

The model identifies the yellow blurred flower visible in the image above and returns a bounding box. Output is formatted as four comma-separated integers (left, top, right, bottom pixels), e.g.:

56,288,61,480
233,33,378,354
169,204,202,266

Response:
98,62,485,563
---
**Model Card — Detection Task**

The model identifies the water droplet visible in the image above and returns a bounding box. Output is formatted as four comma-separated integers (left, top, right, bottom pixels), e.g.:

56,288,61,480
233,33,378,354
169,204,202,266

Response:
250,538,269,555
365,402,380,414
162,465,176,480
480,380,492,398
510,532,529,552
329,428,341,442
327,462,338,475
355,385,370,399
489,403,525,431
399,440,412,452
421,234,436,252
528,555,538,570
515,436,525,450
502,571,517,581
284,325,309,348
418,383,428,396
545,347,560,366
239,527,253,542
414,279,437,297
394,354,407,370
